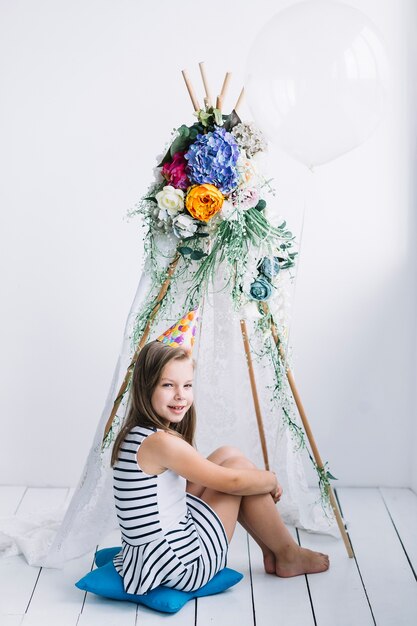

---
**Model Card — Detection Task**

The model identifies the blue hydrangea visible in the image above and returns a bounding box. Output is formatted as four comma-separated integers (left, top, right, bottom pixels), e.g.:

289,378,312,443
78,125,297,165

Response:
185,127,240,194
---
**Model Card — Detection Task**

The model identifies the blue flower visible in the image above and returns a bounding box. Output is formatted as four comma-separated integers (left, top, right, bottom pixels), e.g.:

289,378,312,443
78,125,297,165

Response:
259,257,280,280
185,127,240,194
249,276,272,301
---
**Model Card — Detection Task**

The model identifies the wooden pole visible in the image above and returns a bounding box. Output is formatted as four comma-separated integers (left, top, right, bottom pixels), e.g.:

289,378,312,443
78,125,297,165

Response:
234,87,245,114
102,254,180,444
263,304,354,558
240,319,270,470
220,71,232,102
181,69,201,112
198,62,213,108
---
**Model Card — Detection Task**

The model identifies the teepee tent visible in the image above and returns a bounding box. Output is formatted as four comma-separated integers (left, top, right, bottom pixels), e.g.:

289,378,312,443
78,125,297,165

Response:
0,66,348,568
36,68,346,569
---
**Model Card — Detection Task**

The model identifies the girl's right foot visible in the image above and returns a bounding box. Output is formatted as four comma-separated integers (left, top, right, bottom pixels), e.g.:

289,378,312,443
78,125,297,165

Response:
275,545,329,577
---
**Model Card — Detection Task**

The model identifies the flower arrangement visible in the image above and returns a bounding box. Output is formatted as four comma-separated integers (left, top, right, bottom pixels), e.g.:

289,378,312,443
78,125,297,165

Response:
133,96,297,316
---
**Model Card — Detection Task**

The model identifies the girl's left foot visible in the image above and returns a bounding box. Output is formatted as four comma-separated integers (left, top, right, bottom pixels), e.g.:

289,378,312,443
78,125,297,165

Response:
275,545,329,577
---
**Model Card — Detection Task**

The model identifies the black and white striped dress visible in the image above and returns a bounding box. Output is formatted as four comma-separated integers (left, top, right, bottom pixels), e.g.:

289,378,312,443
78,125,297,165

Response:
112,425,228,595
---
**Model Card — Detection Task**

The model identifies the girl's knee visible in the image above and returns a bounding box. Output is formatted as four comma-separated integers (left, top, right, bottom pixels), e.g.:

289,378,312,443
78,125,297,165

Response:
221,455,256,470
208,445,243,464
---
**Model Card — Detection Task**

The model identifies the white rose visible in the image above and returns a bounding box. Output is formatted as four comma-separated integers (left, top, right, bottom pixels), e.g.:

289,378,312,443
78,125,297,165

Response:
172,213,198,239
155,185,184,216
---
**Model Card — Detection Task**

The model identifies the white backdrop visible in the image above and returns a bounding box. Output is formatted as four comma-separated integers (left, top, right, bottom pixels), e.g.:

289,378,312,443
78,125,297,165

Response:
0,0,415,490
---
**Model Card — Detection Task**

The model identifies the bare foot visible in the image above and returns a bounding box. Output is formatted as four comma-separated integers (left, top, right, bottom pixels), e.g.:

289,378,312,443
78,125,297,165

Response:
263,551,276,575
275,545,329,577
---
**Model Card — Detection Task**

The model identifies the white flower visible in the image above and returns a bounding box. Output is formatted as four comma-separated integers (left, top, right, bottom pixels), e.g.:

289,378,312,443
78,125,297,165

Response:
242,248,261,295
232,122,267,157
172,213,198,239
155,185,184,216
220,200,239,221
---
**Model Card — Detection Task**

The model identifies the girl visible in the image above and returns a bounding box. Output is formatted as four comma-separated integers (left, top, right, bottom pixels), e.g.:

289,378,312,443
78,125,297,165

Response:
111,340,329,596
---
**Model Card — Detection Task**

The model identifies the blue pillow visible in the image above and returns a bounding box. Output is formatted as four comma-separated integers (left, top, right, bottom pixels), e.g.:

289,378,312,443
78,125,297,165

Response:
75,547,243,614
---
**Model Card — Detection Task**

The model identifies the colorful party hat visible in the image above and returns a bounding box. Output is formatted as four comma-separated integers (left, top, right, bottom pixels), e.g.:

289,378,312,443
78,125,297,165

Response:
156,307,200,354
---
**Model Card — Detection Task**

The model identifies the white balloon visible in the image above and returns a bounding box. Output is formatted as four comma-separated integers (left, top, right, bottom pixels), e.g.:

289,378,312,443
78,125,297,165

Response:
245,0,389,168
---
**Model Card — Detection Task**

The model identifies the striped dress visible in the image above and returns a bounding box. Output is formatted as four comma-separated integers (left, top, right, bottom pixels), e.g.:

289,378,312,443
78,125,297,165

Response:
112,425,228,595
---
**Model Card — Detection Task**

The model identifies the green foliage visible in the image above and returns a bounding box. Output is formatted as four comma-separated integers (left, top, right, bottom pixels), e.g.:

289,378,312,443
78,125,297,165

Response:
255,199,267,211
158,123,203,166
222,110,242,132
178,245,207,261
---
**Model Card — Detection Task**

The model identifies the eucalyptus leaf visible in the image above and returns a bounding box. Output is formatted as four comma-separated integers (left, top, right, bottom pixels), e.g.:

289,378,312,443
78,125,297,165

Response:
326,472,338,480
178,246,193,256
190,250,208,261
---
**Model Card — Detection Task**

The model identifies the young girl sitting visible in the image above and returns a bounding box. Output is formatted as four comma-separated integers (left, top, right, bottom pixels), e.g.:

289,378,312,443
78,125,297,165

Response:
111,336,329,596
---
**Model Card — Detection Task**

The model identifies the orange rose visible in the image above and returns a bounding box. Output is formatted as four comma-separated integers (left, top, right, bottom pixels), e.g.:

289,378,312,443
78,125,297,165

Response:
185,184,224,222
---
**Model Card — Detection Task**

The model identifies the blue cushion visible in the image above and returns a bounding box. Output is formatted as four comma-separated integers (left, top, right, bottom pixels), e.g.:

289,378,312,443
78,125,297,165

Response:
75,547,243,614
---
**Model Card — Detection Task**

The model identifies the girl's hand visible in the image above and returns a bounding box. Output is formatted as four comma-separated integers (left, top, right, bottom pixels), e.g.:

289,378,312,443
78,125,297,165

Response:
270,473,283,503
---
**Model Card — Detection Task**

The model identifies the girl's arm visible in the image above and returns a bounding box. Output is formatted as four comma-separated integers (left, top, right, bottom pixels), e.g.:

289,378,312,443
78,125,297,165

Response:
139,431,277,496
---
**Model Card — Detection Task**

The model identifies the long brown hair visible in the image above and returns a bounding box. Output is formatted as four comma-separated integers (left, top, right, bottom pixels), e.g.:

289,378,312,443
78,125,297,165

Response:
110,341,196,466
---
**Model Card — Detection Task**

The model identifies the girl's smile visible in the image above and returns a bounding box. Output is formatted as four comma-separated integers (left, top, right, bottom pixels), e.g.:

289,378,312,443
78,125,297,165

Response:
151,358,194,425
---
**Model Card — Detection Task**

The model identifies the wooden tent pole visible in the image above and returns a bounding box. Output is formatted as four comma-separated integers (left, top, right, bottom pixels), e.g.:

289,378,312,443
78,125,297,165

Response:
263,304,354,558
181,69,201,112
102,254,180,444
234,87,245,114
198,62,213,108
240,319,270,470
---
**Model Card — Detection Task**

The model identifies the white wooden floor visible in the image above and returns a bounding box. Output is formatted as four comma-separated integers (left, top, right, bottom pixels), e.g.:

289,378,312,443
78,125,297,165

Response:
1,486,417,626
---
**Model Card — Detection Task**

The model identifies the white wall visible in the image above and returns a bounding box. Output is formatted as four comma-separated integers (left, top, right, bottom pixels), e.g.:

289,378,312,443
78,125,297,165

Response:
407,0,417,495
0,0,415,488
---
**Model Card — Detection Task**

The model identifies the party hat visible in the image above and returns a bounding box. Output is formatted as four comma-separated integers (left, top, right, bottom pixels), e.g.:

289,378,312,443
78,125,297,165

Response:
156,307,200,354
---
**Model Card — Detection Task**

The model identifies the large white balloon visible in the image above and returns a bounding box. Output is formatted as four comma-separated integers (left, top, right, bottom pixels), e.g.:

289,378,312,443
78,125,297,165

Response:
245,1,389,168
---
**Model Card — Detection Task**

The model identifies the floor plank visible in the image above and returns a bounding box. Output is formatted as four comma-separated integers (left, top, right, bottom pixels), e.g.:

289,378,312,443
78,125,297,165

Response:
337,487,417,626
0,486,26,516
0,487,69,617
196,523,253,626
298,490,374,626
380,487,417,577
20,551,94,626
2,487,417,625
77,529,137,626
2,616,24,626
249,526,315,626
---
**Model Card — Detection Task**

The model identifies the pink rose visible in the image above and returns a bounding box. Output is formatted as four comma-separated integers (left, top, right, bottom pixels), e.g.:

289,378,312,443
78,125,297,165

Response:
161,152,190,191
230,186,260,210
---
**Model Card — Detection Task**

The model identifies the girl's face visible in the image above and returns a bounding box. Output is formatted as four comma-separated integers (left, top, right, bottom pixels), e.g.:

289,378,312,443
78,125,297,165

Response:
151,358,194,425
